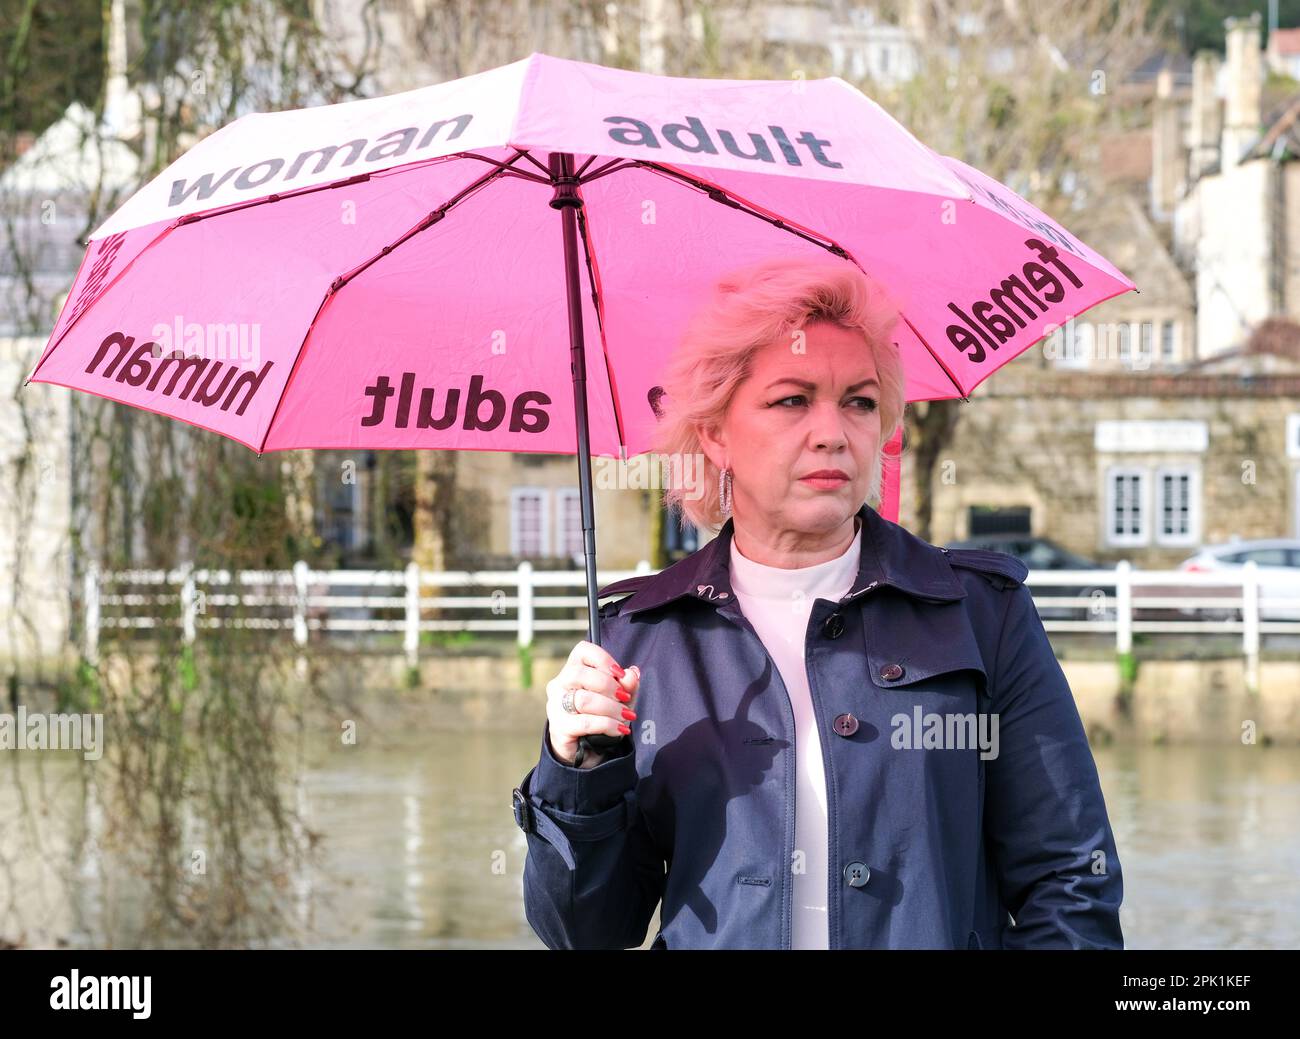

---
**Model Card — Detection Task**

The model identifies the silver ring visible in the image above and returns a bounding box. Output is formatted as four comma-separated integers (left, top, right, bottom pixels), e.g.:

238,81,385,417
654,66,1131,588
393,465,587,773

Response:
561,687,579,714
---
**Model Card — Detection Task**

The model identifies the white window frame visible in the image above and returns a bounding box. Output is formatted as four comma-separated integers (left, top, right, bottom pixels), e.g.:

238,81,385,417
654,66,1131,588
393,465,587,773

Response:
1116,322,1133,366
510,487,550,558
1153,465,1200,546
555,487,585,561
1056,320,1092,369
1104,466,1148,546
1286,413,1300,459
1295,470,1300,539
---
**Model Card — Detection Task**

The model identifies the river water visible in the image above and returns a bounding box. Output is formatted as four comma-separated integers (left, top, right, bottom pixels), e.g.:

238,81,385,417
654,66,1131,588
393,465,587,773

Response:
1,731,1297,949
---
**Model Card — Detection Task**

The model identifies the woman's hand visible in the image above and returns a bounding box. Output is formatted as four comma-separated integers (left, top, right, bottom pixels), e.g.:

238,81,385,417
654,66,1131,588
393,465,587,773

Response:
546,641,640,768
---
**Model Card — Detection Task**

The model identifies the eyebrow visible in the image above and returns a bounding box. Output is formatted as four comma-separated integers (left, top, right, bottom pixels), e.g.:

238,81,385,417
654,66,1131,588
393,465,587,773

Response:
764,378,880,392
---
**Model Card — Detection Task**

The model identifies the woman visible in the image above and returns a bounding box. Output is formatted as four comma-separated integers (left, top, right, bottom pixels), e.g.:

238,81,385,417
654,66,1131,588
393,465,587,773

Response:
511,256,1124,950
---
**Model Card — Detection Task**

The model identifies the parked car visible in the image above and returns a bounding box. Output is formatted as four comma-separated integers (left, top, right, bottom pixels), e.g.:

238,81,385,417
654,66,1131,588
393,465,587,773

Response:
1175,540,1300,621
942,535,1116,621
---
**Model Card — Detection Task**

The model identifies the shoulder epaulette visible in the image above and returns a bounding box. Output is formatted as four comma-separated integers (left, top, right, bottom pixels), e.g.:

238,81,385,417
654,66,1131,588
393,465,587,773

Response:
941,547,1029,589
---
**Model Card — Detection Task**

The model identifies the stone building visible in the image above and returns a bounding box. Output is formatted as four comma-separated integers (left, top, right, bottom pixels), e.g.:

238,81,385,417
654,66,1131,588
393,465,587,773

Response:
923,330,1300,564
911,13,1300,563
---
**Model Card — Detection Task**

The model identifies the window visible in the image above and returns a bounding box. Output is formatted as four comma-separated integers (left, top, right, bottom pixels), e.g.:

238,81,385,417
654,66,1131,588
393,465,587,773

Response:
1103,465,1201,547
556,488,585,560
1116,323,1132,365
968,505,1031,536
1161,320,1175,362
1287,414,1300,458
510,487,548,557
1105,467,1147,546
1154,466,1200,546
1055,321,1091,368
1223,547,1287,566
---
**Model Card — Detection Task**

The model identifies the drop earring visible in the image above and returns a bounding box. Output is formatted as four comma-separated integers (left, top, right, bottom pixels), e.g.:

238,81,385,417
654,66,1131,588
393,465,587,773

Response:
719,465,732,519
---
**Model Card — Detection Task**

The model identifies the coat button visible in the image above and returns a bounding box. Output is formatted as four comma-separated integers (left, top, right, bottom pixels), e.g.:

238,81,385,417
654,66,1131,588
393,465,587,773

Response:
879,663,905,681
822,613,845,639
843,861,871,887
832,713,858,737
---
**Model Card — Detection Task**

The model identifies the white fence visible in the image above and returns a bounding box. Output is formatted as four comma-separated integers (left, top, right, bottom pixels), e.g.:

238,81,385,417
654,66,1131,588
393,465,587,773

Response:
82,559,654,668
81,559,1300,672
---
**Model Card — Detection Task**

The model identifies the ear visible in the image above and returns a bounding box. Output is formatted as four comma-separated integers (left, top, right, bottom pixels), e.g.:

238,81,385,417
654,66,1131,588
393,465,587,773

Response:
694,421,727,471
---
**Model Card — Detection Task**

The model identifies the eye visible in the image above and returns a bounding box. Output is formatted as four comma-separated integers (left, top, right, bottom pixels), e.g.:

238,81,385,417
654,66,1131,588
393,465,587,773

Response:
768,394,877,410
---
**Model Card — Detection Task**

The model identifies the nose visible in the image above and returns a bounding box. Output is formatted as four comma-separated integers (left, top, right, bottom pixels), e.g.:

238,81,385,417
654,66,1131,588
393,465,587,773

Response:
808,400,849,451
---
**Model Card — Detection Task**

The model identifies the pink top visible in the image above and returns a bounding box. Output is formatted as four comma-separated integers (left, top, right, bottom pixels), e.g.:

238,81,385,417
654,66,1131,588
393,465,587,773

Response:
728,516,862,950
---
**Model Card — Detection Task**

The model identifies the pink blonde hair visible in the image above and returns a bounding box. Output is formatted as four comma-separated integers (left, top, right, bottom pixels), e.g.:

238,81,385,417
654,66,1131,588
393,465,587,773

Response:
650,254,905,532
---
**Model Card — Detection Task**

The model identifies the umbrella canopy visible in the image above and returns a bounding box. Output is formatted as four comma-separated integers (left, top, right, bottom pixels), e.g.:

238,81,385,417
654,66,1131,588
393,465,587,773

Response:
28,51,1133,460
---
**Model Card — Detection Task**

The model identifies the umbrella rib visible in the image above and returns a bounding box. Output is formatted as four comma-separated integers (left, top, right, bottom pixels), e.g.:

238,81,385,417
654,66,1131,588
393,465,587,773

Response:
30,175,381,380
26,220,177,384
257,157,526,454
517,150,554,177
578,157,634,183
30,153,542,382
583,159,973,404
603,159,853,260
897,312,970,403
573,198,628,460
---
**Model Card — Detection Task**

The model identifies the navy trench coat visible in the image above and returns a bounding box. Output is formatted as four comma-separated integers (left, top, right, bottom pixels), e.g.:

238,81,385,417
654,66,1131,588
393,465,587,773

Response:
512,502,1124,949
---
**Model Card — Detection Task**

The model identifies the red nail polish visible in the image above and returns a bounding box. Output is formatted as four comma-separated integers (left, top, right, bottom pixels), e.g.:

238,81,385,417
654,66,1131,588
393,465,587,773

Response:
611,664,626,678
617,723,631,735
621,708,636,720
616,689,631,702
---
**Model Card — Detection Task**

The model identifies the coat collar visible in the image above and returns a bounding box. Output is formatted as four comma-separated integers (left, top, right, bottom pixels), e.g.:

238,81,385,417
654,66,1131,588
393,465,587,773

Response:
609,502,967,617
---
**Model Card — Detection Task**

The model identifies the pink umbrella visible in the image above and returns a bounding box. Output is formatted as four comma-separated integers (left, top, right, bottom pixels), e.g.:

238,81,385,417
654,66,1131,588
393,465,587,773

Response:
27,52,1134,759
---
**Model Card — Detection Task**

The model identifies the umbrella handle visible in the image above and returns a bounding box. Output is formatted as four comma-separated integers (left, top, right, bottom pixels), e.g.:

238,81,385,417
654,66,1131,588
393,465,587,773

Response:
577,734,627,763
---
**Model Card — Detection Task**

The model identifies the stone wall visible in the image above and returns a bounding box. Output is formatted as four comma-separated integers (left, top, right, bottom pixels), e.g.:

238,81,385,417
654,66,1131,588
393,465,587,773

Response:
925,368,1300,563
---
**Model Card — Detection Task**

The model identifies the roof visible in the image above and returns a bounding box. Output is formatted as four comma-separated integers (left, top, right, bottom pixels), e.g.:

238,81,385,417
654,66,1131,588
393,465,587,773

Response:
1180,316,1300,374
1269,27,1300,57
1243,93,1300,161
1124,49,1193,89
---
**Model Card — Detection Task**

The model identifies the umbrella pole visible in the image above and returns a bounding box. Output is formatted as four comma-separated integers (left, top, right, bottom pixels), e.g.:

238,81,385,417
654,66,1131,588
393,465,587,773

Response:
550,152,622,761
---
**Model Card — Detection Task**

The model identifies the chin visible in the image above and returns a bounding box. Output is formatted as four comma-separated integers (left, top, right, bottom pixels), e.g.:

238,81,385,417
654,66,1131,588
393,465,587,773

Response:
791,495,854,529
